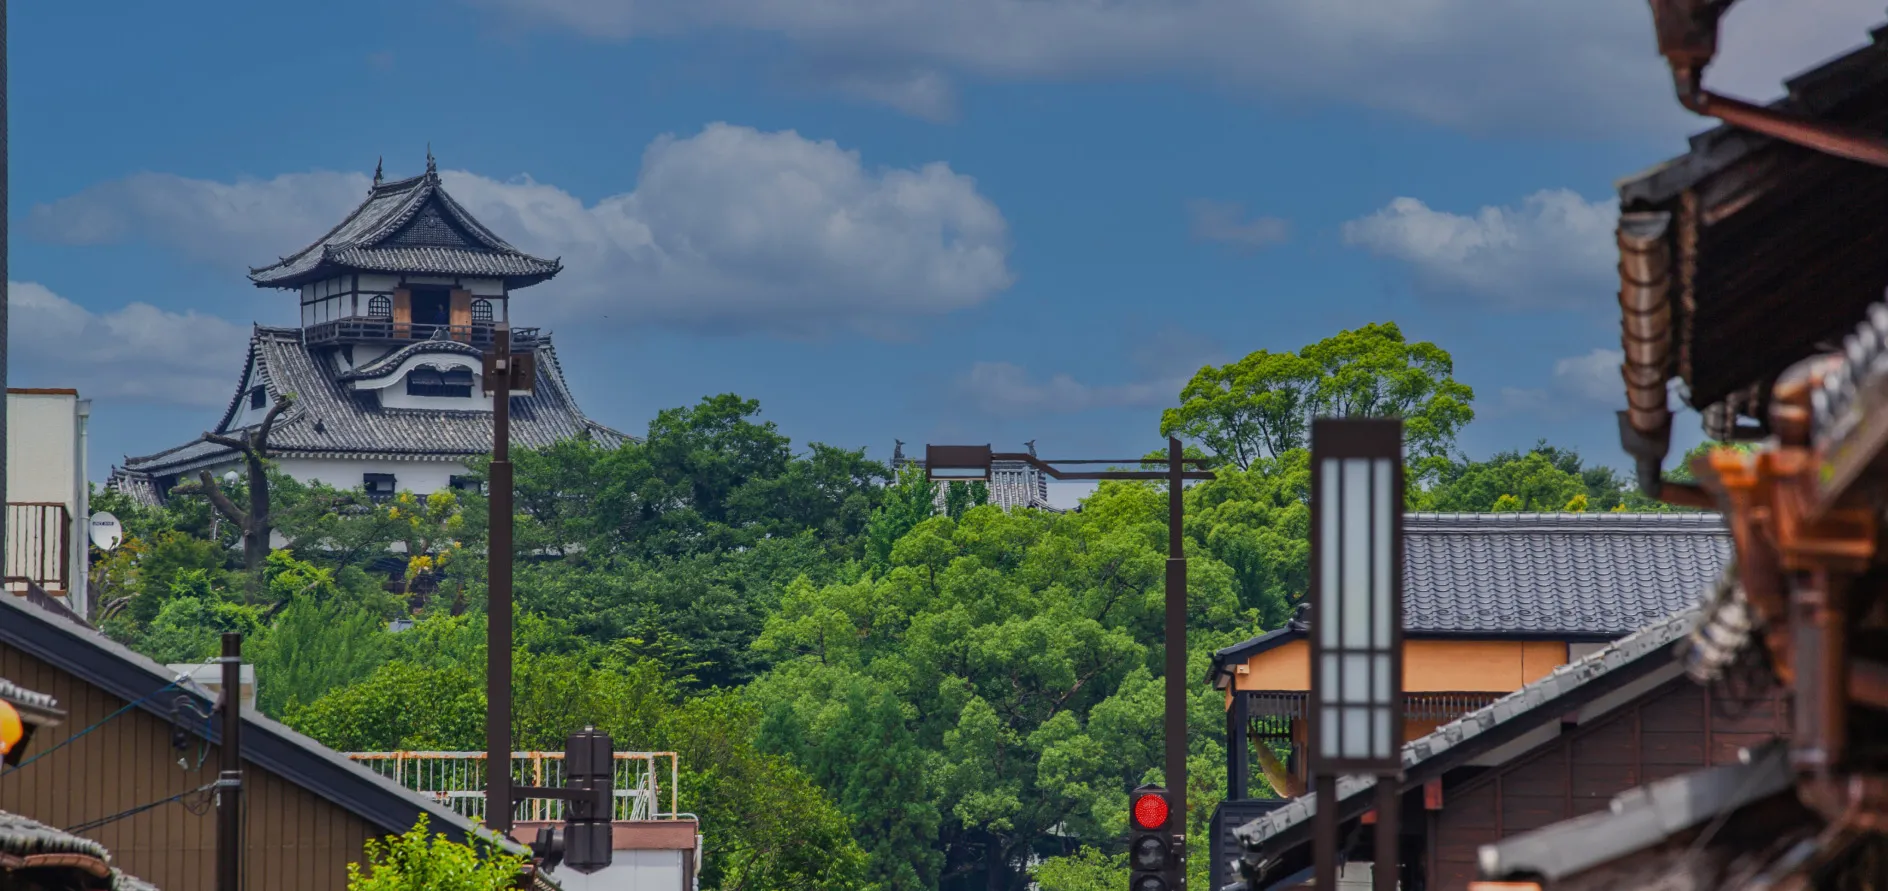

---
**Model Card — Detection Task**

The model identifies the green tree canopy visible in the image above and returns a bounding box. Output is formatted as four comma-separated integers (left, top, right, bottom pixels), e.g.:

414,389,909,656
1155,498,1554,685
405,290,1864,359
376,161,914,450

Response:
1161,322,1474,484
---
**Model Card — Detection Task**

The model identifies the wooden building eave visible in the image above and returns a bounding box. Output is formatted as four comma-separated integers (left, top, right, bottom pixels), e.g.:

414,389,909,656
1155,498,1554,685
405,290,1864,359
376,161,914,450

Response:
0,595,527,859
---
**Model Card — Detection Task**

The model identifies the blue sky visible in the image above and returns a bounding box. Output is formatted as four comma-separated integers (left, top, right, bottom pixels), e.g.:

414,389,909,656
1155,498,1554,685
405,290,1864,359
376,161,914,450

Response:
10,0,1885,499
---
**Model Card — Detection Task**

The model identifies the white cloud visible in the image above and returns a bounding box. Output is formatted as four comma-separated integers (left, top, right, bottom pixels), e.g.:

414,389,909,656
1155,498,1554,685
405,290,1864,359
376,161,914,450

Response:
955,361,1172,418
1340,189,1618,309
822,68,959,122
7,281,251,407
1553,347,1626,406
27,171,370,274
464,0,1883,136
26,124,1014,338
1494,346,1627,416
1188,200,1289,251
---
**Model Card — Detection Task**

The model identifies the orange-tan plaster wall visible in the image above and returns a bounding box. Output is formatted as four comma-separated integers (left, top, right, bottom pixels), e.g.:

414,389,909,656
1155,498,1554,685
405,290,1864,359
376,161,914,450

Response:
1226,638,1570,696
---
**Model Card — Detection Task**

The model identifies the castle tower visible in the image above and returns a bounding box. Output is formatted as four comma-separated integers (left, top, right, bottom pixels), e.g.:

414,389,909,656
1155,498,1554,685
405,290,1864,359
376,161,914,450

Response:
110,155,627,504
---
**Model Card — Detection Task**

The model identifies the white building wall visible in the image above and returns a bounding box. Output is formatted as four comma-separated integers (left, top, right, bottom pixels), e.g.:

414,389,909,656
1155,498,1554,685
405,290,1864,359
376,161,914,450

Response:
548,850,685,891
5,390,91,614
277,457,469,495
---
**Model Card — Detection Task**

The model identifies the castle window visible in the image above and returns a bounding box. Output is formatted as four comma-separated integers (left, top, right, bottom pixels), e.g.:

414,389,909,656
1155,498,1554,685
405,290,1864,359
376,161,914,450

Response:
363,473,397,500
449,475,483,494
249,386,266,410
471,299,493,324
368,295,393,318
406,365,474,398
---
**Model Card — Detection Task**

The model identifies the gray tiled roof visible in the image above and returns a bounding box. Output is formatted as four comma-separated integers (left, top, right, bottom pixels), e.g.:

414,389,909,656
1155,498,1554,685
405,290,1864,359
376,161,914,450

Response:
247,169,561,289
1400,512,1731,636
1210,512,1732,683
120,326,628,477
1229,606,1701,857
0,810,158,890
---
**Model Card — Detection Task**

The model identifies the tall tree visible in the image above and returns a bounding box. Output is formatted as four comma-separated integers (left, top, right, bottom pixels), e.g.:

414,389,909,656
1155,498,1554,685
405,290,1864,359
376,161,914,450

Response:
1161,323,1474,483
173,395,294,573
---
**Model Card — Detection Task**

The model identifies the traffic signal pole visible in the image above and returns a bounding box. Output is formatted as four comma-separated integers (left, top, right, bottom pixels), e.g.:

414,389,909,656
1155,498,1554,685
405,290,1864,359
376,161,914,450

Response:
1164,436,1188,886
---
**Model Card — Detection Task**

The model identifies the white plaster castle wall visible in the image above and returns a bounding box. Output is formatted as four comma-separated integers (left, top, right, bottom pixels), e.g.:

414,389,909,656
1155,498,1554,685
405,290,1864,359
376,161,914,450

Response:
278,457,470,496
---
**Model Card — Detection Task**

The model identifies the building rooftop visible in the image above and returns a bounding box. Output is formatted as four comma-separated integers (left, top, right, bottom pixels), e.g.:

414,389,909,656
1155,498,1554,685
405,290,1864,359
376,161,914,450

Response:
1210,511,1731,683
0,595,528,860
247,157,561,290
1227,602,1705,882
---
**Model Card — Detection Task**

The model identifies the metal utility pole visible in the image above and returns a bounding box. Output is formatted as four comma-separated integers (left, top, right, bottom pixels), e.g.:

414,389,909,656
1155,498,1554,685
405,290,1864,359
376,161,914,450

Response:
2,0,11,552
1163,435,1188,884
486,325,515,834
217,632,245,891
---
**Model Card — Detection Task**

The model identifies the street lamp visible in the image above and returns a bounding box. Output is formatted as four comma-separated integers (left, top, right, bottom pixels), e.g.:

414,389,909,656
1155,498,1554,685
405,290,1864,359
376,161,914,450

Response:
1306,418,1406,891
922,439,1213,887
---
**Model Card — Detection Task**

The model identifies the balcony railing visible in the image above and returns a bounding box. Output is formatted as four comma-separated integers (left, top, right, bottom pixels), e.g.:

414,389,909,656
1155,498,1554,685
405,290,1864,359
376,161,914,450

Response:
303,319,541,348
4,502,70,597
345,751,681,823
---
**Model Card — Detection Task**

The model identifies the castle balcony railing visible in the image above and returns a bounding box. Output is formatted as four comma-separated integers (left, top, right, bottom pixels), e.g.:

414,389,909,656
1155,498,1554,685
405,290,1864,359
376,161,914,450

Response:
303,319,541,349
345,750,681,823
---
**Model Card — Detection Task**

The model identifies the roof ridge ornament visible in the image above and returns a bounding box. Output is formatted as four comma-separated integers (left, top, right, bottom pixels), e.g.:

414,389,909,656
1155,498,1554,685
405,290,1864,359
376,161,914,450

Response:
426,144,437,176
373,156,384,189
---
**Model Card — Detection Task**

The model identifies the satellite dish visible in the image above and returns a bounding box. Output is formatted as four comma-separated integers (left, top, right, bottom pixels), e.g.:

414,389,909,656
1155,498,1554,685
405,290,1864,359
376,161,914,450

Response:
89,512,123,551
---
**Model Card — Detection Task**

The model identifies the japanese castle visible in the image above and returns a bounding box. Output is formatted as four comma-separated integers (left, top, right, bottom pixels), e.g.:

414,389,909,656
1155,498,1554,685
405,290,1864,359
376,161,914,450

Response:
110,154,626,505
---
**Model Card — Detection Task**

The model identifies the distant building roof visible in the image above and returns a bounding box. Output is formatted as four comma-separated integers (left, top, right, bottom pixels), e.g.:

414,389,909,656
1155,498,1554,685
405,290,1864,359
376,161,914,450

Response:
116,326,627,481
889,440,1060,513
247,160,561,290
0,810,158,891
1210,511,1731,683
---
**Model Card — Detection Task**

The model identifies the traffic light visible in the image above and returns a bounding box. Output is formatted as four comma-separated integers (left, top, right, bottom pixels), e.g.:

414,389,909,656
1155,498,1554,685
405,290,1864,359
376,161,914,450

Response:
1128,783,1176,891
563,726,615,874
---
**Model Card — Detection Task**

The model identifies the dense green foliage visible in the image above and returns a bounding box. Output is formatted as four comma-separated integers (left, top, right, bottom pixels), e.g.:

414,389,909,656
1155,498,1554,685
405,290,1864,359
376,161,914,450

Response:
346,815,524,891
93,324,1704,890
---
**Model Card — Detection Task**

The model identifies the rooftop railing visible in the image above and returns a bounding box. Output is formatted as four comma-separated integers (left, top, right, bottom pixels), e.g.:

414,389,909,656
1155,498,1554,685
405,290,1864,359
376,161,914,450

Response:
345,751,681,823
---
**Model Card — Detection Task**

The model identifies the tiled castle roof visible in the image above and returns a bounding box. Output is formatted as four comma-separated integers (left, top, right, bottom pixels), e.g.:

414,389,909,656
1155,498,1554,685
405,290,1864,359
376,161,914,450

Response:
247,163,560,289
118,326,627,479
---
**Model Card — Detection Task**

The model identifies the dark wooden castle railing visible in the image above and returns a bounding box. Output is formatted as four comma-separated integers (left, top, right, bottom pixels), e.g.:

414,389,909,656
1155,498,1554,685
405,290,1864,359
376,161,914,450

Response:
303,319,542,348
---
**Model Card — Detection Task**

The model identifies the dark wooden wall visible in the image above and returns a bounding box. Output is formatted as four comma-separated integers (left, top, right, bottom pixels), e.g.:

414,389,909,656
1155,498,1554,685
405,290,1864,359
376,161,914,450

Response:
1426,676,1789,890
0,641,385,890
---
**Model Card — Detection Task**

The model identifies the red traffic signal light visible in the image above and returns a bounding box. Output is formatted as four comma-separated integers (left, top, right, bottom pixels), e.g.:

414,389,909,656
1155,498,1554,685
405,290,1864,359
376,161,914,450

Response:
1132,791,1170,831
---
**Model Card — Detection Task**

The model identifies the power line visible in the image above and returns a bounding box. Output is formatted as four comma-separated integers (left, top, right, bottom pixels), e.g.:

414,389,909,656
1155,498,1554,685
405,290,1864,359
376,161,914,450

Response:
66,780,217,835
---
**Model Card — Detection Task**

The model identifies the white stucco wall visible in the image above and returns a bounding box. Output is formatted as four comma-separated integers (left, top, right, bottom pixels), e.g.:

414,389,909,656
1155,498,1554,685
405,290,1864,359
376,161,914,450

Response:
277,457,470,495
5,389,90,613
548,850,686,891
